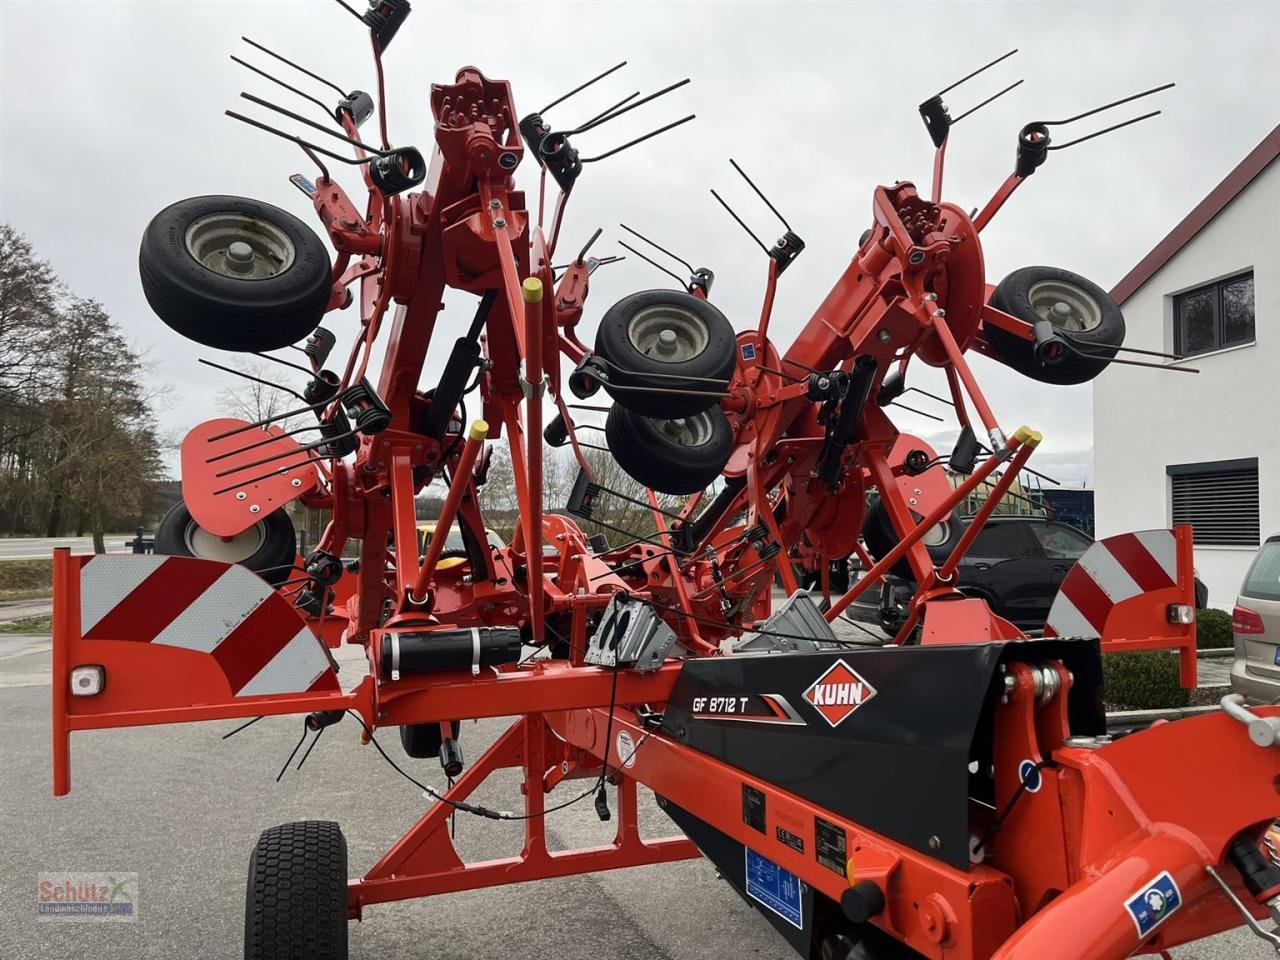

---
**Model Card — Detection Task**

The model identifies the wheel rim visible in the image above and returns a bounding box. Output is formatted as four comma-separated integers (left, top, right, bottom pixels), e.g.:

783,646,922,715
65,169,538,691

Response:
654,410,715,448
1027,279,1102,333
184,213,296,280
922,520,950,548
184,520,266,564
627,305,709,363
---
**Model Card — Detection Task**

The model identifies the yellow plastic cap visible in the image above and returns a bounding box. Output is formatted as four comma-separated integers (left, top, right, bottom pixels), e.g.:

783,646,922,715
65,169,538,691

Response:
522,277,544,304
468,419,490,442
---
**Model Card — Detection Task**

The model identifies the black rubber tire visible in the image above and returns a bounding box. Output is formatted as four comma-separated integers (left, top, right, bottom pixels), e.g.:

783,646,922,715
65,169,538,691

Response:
399,720,461,760
154,502,296,586
605,404,733,496
140,195,332,352
594,289,737,418
861,499,966,581
986,266,1125,385
244,820,347,960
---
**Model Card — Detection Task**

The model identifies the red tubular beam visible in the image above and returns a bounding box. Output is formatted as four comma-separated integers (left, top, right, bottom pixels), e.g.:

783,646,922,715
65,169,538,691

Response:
989,831,1209,960
935,431,1041,581
411,420,489,602
825,434,1024,622
930,305,1003,439
523,277,546,642
51,548,72,796
755,257,779,359
931,139,947,202
973,171,1024,232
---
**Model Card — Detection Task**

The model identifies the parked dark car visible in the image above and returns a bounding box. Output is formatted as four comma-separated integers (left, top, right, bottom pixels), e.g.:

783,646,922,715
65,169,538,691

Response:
844,515,1200,633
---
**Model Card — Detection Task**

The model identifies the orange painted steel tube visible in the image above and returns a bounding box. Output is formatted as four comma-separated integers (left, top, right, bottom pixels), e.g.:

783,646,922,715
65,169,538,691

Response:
523,277,545,641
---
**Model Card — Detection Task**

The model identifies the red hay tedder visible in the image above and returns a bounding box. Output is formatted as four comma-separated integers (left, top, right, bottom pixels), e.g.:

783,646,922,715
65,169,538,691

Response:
49,3,1280,958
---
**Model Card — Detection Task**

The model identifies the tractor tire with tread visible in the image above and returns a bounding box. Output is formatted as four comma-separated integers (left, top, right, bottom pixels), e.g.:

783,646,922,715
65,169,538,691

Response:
985,265,1125,385
244,820,347,960
154,502,296,586
605,404,733,496
594,289,737,418
140,195,332,352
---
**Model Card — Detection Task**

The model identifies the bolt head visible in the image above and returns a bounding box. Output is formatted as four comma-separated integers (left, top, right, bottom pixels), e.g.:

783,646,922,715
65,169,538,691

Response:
877,330,891,343
488,198,501,209
291,478,302,487
236,492,247,500
928,835,942,851
494,217,507,228
249,504,261,514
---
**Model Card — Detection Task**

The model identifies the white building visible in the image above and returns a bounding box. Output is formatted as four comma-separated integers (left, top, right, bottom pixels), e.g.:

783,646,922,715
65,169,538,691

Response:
1095,125,1278,608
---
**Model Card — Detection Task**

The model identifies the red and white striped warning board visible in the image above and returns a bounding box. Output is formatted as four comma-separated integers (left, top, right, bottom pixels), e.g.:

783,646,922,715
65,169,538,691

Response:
1045,529,1179,638
78,554,338,697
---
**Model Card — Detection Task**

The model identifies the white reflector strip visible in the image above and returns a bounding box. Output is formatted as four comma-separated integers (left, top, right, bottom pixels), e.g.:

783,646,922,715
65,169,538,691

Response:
1078,543,1141,604
1047,592,1097,638
235,627,330,697
1134,529,1178,583
80,555,168,634
151,566,271,654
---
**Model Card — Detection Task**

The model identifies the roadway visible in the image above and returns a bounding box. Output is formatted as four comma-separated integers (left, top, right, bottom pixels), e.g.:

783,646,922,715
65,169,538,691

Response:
0,536,134,561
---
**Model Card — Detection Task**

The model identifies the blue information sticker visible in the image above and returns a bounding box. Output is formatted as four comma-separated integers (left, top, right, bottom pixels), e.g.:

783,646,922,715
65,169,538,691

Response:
1273,646,1280,667
741,343,757,361
1125,870,1182,936
744,848,803,930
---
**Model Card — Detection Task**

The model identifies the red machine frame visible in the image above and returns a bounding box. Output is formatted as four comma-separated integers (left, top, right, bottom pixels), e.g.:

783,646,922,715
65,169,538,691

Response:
50,23,1280,960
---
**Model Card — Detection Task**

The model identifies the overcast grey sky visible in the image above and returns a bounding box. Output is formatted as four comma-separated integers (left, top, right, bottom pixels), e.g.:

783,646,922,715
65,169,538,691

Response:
3,1,1278,485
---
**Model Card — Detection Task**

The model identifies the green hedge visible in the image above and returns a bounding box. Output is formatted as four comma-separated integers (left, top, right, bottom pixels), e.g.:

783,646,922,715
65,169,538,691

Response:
1103,650,1190,711
1196,607,1234,649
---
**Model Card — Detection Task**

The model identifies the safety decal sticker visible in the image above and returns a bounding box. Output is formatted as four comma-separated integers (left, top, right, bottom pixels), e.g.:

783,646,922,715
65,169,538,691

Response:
815,816,848,878
1018,759,1044,794
616,730,637,769
802,659,877,728
776,826,804,854
741,343,757,361
745,848,803,930
1124,871,1182,937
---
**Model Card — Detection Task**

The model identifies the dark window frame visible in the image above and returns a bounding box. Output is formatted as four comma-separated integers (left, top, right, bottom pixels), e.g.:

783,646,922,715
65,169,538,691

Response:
1172,271,1255,357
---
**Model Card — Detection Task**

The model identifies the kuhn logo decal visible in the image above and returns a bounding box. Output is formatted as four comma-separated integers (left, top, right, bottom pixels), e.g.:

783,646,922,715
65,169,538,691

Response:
803,660,877,727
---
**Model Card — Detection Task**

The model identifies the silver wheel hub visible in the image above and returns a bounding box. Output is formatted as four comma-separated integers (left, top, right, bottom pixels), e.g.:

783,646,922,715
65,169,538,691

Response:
628,305,709,363
184,520,266,564
655,411,712,447
185,213,295,280
1027,279,1102,334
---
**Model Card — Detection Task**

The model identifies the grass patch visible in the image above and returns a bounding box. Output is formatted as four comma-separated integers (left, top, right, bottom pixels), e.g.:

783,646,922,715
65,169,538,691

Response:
0,559,52,602
0,615,52,634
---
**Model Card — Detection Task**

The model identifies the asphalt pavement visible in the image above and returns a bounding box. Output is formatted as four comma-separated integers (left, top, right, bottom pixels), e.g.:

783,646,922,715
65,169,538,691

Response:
0,632,1271,960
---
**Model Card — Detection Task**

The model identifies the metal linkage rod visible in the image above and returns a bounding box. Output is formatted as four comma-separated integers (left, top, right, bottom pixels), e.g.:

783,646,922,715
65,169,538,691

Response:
241,36,347,97
936,48,1018,98
540,61,628,115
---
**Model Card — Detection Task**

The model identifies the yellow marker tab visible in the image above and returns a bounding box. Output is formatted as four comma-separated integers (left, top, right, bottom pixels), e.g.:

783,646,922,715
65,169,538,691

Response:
847,858,858,884
1012,425,1034,444
522,276,544,303
468,419,490,442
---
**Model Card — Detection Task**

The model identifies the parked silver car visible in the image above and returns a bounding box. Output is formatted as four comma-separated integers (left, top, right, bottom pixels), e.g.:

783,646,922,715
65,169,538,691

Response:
1230,534,1280,704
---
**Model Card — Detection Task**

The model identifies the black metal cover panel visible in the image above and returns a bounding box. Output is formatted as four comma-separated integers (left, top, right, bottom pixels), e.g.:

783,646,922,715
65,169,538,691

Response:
660,639,1103,869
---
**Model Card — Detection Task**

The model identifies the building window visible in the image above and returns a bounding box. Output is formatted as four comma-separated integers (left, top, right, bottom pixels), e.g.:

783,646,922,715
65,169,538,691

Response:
1168,458,1259,547
1173,272,1254,356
